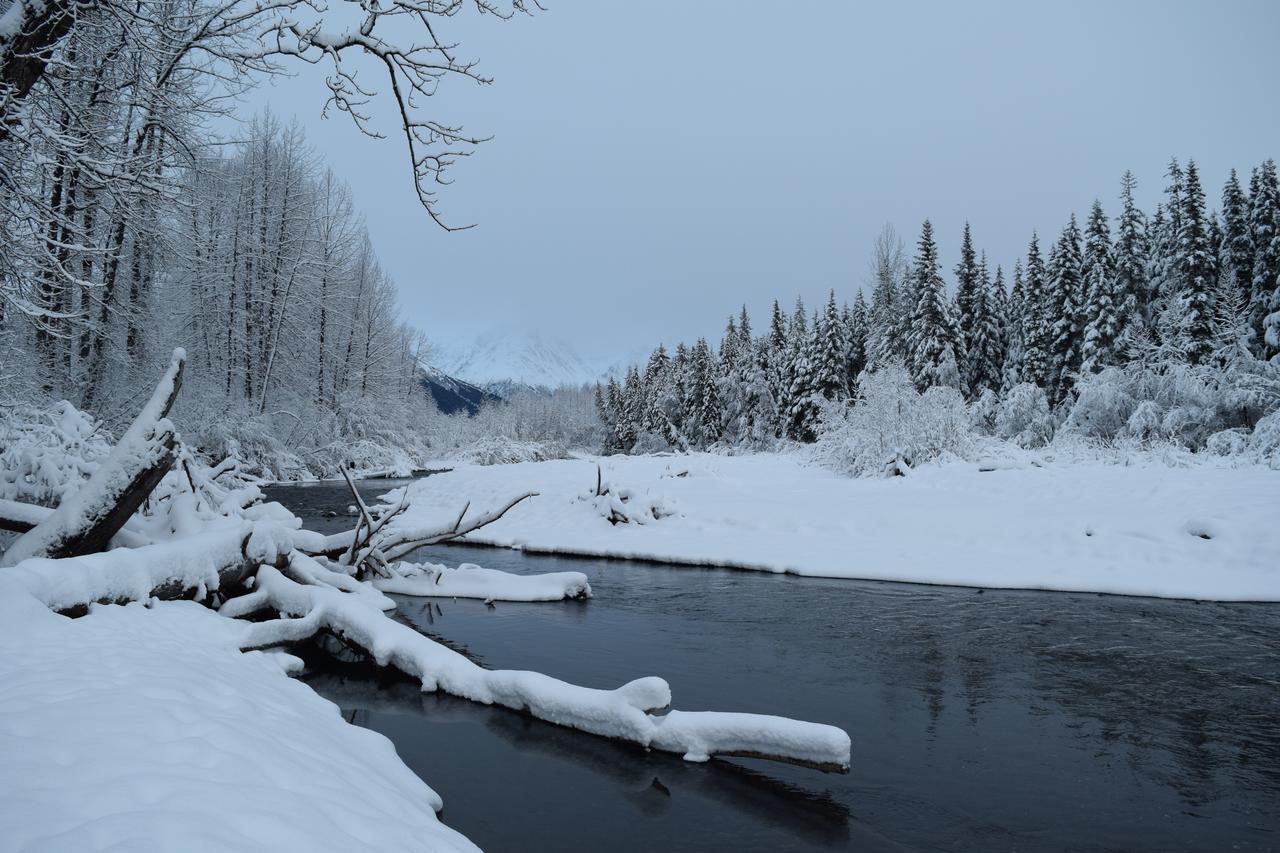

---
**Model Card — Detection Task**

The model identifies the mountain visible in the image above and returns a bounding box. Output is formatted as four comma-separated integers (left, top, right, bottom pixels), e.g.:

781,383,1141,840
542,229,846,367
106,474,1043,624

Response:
418,365,501,415
432,330,602,392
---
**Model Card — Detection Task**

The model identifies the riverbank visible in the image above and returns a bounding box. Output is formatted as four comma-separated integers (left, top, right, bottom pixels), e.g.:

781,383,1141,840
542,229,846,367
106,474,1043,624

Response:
0,590,478,853
381,452,1280,601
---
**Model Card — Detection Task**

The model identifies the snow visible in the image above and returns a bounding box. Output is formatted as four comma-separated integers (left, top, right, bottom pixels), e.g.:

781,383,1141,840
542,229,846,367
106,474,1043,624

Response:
0,592,478,853
374,561,591,601
380,452,1280,602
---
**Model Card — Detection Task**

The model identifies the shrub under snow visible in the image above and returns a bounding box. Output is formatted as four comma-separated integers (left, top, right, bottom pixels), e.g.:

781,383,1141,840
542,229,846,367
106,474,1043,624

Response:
462,436,567,466
814,363,980,476
1061,359,1280,451
0,402,113,505
994,384,1055,448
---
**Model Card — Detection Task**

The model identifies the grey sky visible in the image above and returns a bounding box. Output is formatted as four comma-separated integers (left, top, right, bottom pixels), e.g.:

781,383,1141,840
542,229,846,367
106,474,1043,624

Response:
246,0,1280,366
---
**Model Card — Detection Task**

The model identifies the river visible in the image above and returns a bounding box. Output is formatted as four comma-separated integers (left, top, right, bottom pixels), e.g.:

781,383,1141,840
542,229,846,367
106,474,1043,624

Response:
265,478,1280,853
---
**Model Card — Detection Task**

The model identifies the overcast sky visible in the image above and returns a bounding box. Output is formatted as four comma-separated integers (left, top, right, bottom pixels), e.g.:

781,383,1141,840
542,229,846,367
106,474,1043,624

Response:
245,0,1280,366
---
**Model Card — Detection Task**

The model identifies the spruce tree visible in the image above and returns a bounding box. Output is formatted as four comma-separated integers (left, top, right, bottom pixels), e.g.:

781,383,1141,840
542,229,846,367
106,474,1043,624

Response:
847,291,870,389
1020,233,1051,388
1177,159,1216,365
764,300,789,436
689,338,722,446
1001,261,1026,391
967,251,1002,394
1250,159,1280,360
780,299,815,440
1081,200,1122,372
906,219,961,389
1046,215,1085,402
953,222,982,394
812,290,848,401
784,312,820,442
989,263,1010,385
1114,170,1149,334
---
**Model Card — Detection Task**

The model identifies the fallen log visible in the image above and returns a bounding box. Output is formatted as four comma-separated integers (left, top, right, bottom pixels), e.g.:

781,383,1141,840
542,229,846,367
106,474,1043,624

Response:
0,349,186,567
239,560,852,773
5,522,291,617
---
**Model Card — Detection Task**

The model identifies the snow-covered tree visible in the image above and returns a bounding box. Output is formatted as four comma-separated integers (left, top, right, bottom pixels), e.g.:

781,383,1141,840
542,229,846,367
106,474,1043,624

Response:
1250,160,1280,361
1020,233,1052,389
1176,159,1216,365
1045,215,1085,402
907,219,962,390
1081,200,1123,372
812,291,849,402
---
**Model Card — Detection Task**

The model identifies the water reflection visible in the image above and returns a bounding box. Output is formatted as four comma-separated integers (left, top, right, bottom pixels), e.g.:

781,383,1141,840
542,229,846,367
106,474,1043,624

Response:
310,669,868,849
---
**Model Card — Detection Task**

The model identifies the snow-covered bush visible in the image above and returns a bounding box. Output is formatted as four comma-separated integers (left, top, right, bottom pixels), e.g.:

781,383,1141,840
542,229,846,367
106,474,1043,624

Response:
1062,357,1280,451
0,402,113,505
968,388,1000,434
463,436,567,466
1205,428,1250,457
1249,410,1280,464
994,383,1054,448
814,362,982,476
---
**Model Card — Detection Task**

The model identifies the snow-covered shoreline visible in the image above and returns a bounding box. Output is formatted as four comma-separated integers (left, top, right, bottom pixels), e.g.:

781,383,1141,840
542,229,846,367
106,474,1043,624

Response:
380,452,1280,602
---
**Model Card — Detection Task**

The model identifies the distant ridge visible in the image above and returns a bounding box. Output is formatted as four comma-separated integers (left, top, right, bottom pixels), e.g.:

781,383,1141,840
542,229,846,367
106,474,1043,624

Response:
418,364,501,415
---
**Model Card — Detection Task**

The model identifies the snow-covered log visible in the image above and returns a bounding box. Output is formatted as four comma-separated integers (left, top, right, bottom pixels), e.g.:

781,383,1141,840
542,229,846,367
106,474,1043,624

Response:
0,350,187,566
373,561,591,602
240,561,851,772
7,521,291,616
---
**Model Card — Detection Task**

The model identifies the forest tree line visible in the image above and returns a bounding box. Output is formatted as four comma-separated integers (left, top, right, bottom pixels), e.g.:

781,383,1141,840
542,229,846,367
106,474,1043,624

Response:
597,159,1280,453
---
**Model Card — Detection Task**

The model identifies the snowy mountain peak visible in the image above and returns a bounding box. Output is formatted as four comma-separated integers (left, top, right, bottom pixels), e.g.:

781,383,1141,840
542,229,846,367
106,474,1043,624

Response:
430,329,602,392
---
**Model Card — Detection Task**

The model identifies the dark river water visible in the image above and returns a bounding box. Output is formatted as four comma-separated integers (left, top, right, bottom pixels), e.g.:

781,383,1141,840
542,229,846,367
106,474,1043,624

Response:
266,479,1280,853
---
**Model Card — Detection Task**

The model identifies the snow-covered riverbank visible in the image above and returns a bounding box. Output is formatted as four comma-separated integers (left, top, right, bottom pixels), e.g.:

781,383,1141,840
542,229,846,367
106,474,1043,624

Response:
0,593,479,853
383,452,1280,602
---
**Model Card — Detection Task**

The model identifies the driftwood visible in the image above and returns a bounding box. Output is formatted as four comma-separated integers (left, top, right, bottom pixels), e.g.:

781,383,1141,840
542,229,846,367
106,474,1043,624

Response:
0,349,186,567
312,489,537,565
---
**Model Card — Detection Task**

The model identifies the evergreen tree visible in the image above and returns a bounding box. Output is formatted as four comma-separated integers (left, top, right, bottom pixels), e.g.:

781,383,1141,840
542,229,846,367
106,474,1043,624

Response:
1250,159,1280,359
616,366,642,450
812,290,848,401
1081,200,1123,372
779,297,810,436
1114,170,1149,334
1177,159,1216,364
641,344,672,437
906,219,961,389
764,299,789,436
783,311,820,442
953,222,983,394
967,251,1002,394
602,376,624,452
1150,158,1185,307
1021,233,1052,388
1001,261,1026,391
1045,215,1085,402
688,338,722,446
846,291,870,390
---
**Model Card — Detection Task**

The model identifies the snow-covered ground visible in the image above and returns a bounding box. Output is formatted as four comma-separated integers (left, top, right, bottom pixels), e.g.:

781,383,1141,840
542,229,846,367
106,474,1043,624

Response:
0,592,478,853
383,452,1280,602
